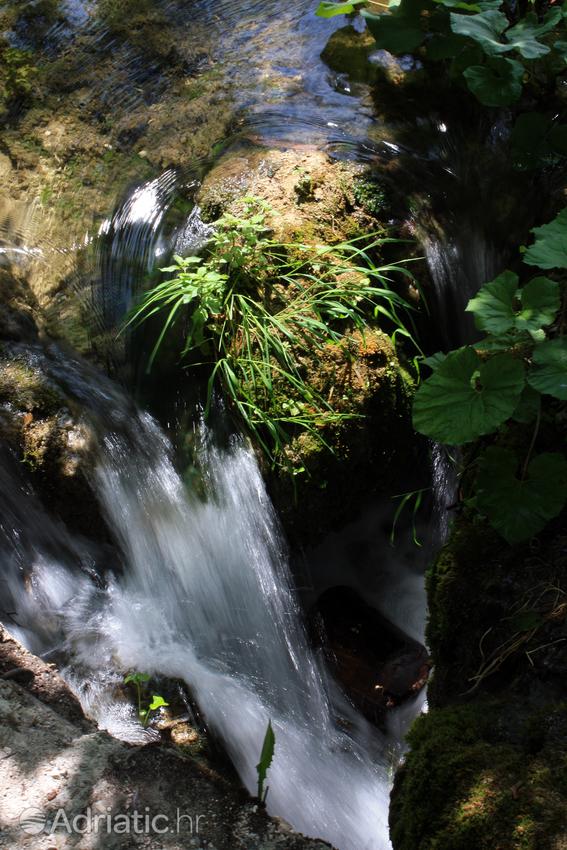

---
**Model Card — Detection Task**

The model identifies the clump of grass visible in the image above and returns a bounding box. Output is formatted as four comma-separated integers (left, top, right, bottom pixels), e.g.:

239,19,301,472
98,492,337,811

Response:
125,198,421,465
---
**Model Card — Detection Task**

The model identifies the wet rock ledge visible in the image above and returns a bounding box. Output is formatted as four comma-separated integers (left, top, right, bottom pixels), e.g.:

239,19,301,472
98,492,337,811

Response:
0,625,333,850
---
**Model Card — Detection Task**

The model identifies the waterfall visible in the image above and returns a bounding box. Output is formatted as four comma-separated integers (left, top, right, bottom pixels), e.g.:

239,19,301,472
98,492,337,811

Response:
0,371,394,850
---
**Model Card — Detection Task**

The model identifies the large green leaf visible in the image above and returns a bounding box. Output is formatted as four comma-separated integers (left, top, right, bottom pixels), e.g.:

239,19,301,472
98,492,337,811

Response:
466,272,559,335
413,347,525,444
527,338,567,400
362,9,425,53
523,208,567,269
475,448,567,543
504,9,561,59
463,57,524,106
516,276,560,333
450,9,511,55
465,271,518,333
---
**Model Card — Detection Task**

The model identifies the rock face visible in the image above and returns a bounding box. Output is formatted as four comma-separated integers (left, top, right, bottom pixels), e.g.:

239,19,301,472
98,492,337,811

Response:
0,625,333,850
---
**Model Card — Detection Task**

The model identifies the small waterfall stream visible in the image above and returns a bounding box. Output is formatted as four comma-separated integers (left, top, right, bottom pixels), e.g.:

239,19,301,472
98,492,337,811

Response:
0,365,394,849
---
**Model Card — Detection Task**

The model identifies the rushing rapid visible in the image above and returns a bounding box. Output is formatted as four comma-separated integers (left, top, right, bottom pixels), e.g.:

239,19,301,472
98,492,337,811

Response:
1,380,394,849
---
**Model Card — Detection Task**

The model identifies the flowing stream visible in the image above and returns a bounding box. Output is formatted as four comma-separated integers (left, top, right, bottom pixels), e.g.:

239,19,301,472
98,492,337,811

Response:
0,348,394,849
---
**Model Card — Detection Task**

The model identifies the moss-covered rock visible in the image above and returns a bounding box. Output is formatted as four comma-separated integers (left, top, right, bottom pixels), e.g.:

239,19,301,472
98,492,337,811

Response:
391,498,567,849
391,699,567,850
268,328,417,543
320,25,377,85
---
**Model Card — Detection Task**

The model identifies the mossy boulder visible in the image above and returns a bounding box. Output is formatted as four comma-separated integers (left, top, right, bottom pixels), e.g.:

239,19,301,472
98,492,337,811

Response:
391,699,567,850
268,327,417,544
197,148,421,544
391,499,567,849
196,146,376,244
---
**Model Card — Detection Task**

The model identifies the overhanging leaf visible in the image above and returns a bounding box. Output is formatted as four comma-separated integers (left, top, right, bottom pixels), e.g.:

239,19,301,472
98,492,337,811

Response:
450,9,511,55
413,346,525,444
475,448,567,543
363,9,425,52
465,272,559,334
465,270,519,333
528,338,567,399
523,208,567,269
463,57,524,106
516,276,560,333
504,9,561,59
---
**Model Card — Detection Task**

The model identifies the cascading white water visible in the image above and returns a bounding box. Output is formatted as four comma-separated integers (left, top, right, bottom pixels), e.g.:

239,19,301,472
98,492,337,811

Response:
2,402,394,850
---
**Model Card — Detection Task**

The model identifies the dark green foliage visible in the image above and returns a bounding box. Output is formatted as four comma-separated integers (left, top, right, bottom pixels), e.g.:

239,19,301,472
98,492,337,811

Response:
474,448,567,542
413,208,567,543
316,0,567,108
0,42,37,109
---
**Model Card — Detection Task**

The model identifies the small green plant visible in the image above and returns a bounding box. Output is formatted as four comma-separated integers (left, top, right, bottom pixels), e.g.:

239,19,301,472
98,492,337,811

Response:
126,199,420,466
0,43,37,109
413,207,567,544
124,672,169,726
256,720,275,804
390,487,428,547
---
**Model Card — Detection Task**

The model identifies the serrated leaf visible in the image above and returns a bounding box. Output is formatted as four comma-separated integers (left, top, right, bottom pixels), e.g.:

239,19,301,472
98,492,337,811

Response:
523,208,567,269
475,448,567,543
463,57,524,106
423,351,448,371
450,9,511,55
413,347,525,444
504,9,560,59
528,338,567,399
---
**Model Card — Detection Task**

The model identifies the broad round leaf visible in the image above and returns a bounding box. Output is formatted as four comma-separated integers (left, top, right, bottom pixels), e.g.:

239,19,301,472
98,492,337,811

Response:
463,58,524,106
465,270,518,333
413,347,525,444
516,276,560,333
468,272,561,335
475,448,567,543
527,339,567,400
523,208,567,269
504,9,560,59
363,10,425,53
450,9,511,56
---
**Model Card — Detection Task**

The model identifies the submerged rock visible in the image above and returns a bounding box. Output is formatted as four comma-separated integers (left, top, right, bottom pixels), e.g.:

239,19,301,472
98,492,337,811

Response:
310,586,429,727
320,25,377,85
